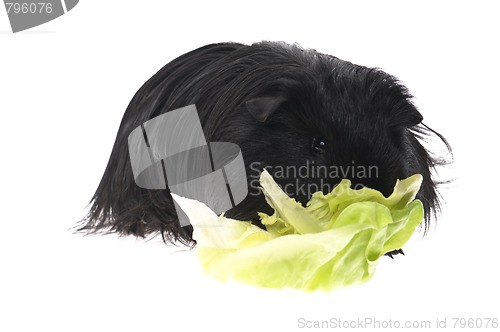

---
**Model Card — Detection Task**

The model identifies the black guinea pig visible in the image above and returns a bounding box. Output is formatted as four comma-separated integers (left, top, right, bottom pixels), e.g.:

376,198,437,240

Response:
79,41,450,247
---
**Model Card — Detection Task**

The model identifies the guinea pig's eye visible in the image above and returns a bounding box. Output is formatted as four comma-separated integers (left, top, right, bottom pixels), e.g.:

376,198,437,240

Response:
311,137,326,154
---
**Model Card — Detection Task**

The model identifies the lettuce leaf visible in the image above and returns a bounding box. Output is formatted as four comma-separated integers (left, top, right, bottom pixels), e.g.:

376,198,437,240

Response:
172,170,424,292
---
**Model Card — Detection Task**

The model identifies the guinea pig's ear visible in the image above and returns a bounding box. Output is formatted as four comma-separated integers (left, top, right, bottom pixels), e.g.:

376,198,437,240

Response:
245,96,286,122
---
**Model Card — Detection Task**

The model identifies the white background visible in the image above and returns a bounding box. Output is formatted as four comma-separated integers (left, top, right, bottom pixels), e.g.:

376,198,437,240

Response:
1,1,499,331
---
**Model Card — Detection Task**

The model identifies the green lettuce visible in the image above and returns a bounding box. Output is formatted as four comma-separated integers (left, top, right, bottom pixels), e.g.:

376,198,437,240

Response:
172,170,424,292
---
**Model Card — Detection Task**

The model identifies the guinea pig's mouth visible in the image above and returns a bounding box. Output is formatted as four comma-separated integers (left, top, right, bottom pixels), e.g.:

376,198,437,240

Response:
348,176,399,199
272,177,396,203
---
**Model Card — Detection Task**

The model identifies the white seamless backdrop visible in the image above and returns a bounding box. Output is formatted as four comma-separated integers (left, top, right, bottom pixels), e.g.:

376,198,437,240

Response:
1,1,499,331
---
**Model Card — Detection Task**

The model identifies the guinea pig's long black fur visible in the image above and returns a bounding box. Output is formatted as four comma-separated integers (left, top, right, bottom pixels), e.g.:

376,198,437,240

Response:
78,41,450,245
